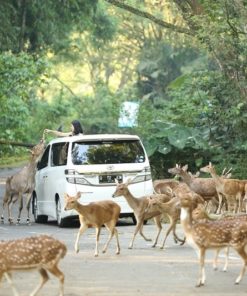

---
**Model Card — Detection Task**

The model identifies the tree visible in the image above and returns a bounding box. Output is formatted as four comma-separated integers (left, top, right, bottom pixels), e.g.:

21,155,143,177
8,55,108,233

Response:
0,0,98,53
104,0,247,100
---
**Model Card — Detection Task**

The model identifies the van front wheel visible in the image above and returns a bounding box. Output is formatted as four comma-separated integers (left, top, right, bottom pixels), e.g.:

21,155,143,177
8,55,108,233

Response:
56,197,67,227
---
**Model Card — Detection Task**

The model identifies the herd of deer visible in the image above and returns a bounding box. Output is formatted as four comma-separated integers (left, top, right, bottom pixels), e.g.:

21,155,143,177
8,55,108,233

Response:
2,136,247,295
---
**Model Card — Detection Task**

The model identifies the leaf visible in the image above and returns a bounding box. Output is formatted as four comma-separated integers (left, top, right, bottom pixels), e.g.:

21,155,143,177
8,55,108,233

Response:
158,144,172,155
167,74,190,89
167,126,191,149
144,141,158,157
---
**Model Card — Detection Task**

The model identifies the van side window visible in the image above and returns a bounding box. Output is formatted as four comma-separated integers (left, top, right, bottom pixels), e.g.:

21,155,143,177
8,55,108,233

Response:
37,145,50,170
51,142,69,166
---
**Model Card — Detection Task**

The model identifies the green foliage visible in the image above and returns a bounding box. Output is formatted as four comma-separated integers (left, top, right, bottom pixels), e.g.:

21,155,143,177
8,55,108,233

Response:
90,4,117,47
70,84,121,134
0,0,98,53
137,40,200,103
0,52,49,144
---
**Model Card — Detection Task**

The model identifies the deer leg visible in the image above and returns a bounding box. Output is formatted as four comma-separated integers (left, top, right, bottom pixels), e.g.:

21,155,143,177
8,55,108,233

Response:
114,228,120,255
171,218,186,245
213,248,220,270
102,223,114,254
216,193,223,214
29,268,49,296
16,193,23,225
196,248,206,287
151,215,162,248
74,224,88,254
235,246,247,284
223,246,229,272
139,222,152,242
7,195,16,224
160,221,174,249
129,220,144,249
45,265,65,296
94,226,101,257
103,221,120,255
237,193,243,213
1,196,7,224
25,192,33,225
1,189,10,224
4,272,19,296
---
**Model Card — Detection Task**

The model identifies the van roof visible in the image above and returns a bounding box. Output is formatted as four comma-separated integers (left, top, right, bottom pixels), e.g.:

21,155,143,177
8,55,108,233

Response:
47,134,141,145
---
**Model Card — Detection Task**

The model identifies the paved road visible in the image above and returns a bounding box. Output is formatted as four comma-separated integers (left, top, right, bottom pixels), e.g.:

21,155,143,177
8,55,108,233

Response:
0,166,247,296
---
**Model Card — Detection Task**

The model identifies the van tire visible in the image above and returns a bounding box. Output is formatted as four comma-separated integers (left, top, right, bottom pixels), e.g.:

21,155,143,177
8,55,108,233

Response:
131,214,137,225
33,194,48,224
56,197,67,227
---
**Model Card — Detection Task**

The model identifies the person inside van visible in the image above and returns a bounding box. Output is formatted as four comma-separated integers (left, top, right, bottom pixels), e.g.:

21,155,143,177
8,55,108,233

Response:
44,120,84,137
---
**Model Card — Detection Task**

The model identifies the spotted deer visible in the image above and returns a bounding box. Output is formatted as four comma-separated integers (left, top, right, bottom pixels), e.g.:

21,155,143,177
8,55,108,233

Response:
168,164,219,211
0,235,67,296
64,192,121,257
200,162,245,213
1,135,45,225
180,193,247,287
192,204,247,272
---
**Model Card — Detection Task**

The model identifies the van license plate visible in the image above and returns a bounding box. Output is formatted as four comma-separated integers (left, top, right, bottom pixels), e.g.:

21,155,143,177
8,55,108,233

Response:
99,175,122,184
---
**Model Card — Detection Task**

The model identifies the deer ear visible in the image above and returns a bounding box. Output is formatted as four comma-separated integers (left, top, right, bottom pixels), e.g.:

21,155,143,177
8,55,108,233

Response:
115,178,119,184
64,193,69,200
76,192,81,199
182,164,188,172
209,162,212,167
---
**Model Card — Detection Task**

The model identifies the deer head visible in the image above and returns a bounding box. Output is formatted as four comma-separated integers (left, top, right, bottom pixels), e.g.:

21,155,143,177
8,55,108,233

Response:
64,192,81,210
112,178,132,198
200,162,215,174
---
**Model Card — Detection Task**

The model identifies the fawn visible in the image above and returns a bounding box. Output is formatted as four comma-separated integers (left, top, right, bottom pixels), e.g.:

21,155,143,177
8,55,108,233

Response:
112,178,181,249
64,192,121,256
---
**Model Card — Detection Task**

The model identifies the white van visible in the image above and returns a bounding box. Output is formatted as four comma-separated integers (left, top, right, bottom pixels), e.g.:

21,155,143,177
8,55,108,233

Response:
32,134,153,227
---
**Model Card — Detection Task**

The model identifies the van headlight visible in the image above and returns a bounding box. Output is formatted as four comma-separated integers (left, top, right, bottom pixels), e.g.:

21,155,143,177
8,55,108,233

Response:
66,177,90,185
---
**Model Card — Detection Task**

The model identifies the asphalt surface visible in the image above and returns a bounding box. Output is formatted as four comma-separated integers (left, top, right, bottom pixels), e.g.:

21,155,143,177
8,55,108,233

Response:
0,166,247,296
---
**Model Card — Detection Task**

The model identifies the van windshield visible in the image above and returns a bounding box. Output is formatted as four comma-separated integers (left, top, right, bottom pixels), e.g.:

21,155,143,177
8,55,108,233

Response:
71,140,146,165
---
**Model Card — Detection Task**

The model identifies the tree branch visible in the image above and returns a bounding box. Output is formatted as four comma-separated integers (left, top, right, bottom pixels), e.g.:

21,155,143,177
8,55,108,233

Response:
0,140,35,148
103,0,193,36
52,75,80,98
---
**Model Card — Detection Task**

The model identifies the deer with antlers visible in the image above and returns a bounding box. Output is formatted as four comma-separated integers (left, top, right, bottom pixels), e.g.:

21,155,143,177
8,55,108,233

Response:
0,234,67,296
180,193,247,287
1,135,45,225
200,162,245,214
64,192,121,257
112,178,185,249
168,164,219,211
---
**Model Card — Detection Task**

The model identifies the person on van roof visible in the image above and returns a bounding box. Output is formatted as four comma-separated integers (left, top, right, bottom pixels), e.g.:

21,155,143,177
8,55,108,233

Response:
44,120,84,137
